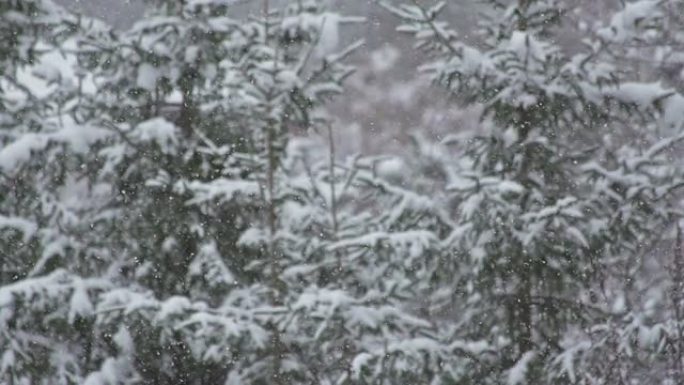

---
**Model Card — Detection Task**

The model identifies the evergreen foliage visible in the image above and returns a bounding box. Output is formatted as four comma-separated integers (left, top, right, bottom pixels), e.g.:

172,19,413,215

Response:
2,0,684,384
384,0,684,383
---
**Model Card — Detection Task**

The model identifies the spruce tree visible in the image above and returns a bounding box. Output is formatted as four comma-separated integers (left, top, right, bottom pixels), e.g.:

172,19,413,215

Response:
69,0,368,384
0,1,112,383
1,0,365,383
5,0,684,384
227,133,453,384
384,0,684,383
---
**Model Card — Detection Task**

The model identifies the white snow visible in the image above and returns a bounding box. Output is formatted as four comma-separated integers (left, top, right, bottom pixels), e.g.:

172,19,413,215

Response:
188,242,236,286
185,178,260,205
68,279,95,323
507,351,536,385
370,45,400,73
0,120,109,174
133,117,179,153
136,63,161,91
0,133,49,172
598,0,662,43
0,216,38,241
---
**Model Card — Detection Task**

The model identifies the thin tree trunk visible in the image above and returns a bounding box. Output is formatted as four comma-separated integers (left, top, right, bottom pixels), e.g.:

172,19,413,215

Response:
671,225,684,384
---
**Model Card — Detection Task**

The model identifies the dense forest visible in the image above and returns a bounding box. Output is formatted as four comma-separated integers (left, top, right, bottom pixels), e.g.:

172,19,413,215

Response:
3,0,684,384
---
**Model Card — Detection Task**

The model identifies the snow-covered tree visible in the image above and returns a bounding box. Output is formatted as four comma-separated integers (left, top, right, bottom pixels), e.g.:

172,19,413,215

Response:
56,0,375,384
1,0,367,383
217,131,453,384
0,1,117,384
1,0,78,280
168,2,453,382
6,0,684,384
384,0,684,383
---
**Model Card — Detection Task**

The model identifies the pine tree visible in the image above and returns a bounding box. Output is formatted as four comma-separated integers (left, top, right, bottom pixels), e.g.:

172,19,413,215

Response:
554,2,684,383
226,131,454,384
1,0,365,383
384,0,684,383
0,0,80,281
0,1,115,383
6,0,684,384
68,0,366,383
